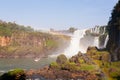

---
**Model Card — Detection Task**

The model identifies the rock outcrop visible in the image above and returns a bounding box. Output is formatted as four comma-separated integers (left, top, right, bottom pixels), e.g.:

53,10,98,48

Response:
0,36,11,46
107,0,120,61
0,20,70,58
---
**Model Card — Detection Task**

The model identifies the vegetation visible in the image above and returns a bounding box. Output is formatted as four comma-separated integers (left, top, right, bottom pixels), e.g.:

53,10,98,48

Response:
56,54,67,64
0,69,25,80
68,27,77,33
107,0,120,61
0,20,68,58
50,62,60,69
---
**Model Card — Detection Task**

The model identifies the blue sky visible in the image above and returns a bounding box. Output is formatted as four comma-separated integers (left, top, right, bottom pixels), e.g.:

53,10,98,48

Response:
0,0,118,30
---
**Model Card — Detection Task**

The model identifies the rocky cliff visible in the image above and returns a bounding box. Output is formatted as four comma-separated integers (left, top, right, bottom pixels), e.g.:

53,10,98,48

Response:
107,0,120,61
0,36,11,46
0,20,70,58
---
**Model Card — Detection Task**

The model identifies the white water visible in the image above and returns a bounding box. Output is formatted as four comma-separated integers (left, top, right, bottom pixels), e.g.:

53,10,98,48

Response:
91,26,100,34
64,29,86,57
104,35,109,48
51,27,108,58
94,37,99,48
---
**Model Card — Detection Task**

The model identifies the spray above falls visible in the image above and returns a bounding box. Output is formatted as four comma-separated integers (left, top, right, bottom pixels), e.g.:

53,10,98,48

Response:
64,26,109,57
64,29,86,57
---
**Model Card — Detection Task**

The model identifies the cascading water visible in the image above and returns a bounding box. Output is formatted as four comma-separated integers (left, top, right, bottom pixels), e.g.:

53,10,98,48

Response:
94,37,99,48
50,26,109,58
104,35,109,48
64,29,86,57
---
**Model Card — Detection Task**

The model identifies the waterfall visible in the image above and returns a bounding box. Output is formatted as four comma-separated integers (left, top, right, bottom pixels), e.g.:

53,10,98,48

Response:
91,26,100,34
104,35,109,48
94,37,99,48
64,29,86,57
50,26,108,58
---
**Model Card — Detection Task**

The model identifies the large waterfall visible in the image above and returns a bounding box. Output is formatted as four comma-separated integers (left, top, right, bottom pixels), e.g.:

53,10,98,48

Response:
64,26,109,57
64,29,86,57
50,26,109,58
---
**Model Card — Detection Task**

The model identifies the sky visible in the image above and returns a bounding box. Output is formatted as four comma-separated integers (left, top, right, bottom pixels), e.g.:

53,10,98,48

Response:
0,0,118,30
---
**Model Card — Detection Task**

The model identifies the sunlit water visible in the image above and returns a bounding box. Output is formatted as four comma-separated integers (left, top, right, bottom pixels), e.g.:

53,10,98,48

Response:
64,29,86,57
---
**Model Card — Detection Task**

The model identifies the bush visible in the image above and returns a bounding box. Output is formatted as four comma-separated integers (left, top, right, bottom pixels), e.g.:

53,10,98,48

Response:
56,54,67,64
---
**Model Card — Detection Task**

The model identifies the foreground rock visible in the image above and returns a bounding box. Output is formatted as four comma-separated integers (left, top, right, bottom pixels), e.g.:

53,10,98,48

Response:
25,54,102,80
26,68,99,80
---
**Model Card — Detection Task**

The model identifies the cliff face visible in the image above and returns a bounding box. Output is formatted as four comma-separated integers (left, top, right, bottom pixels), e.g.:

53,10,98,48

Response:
107,0,120,61
0,31,69,58
0,36,11,46
0,20,70,58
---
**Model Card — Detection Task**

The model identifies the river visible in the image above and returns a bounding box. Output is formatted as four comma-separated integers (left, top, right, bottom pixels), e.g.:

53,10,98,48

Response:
0,57,56,74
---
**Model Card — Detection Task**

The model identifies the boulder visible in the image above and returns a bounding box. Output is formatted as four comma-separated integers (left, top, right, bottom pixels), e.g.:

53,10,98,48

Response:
56,54,67,64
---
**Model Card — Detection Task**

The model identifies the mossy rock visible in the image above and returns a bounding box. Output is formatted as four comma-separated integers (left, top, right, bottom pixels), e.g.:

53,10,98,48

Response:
61,61,80,71
87,47,110,62
0,69,25,80
56,54,67,64
50,62,60,70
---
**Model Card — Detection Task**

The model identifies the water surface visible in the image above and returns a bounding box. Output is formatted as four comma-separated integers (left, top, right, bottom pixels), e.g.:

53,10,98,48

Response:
0,57,56,73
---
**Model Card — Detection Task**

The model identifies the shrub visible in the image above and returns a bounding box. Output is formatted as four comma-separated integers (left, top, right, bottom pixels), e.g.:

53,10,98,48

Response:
56,54,67,64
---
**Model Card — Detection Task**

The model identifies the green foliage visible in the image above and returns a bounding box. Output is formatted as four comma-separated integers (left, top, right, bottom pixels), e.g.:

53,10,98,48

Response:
0,69,25,80
62,61,80,71
80,64,95,71
0,26,12,36
78,58,85,64
50,62,60,69
8,68,24,76
107,62,120,80
68,27,77,33
0,20,34,37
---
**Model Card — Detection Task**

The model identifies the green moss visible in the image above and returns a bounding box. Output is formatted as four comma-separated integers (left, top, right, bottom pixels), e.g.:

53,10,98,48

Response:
78,58,85,64
8,68,24,76
50,62,60,69
0,69,25,80
62,61,80,71
80,64,96,71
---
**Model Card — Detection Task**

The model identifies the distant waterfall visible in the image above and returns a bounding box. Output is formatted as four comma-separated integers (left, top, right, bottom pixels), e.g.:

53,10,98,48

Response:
64,29,86,57
104,35,109,48
94,37,99,48
90,26,100,34
63,26,108,57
